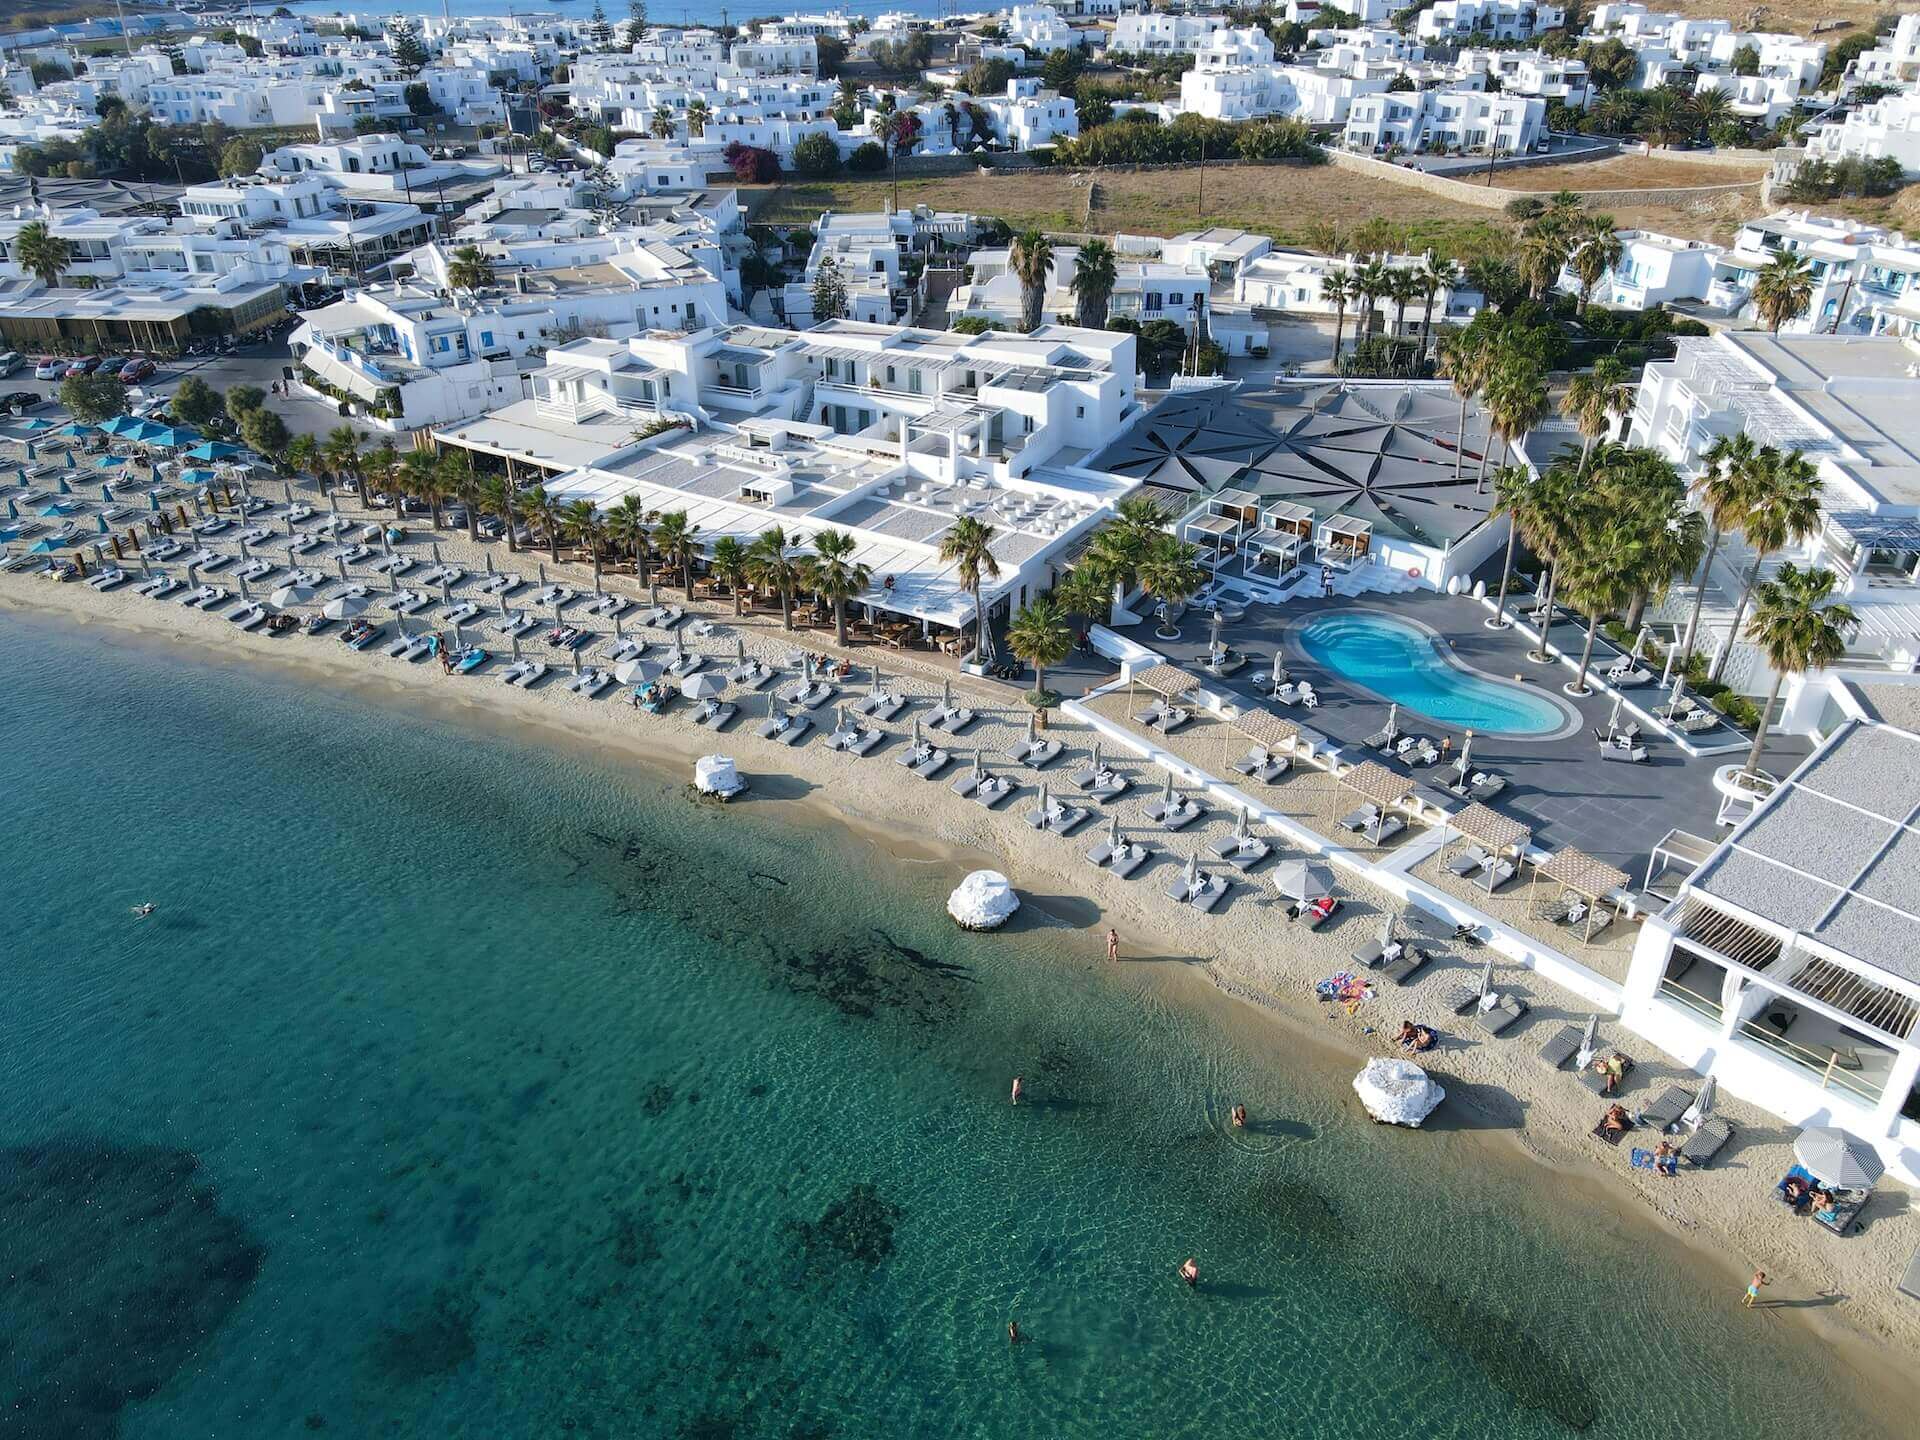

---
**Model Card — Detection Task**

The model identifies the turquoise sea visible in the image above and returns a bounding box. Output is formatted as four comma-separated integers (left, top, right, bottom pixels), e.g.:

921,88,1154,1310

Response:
0,613,1896,1440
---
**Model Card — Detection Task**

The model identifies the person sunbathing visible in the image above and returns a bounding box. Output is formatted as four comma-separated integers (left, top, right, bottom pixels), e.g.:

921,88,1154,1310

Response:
1602,1104,1630,1136
1811,1188,1838,1218
1396,1021,1419,1049
1782,1175,1812,1207
1410,1026,1436,1053
1652,1140,1678,1177
1592,1053,1625,1095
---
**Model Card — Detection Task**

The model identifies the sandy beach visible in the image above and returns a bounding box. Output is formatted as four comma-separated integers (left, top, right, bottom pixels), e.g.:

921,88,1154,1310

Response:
8,502,1920,1409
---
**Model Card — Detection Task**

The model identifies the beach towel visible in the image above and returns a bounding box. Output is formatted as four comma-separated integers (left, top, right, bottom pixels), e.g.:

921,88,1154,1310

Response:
1592,1116,1634,1146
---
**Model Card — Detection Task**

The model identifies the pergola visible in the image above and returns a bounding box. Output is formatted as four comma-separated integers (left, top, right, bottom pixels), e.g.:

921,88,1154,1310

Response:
1444,803,1532,893
1221,707,1299,766
1530,846,1630,943
1317,514,1373,568
1126,663,1198,722
1340,759,1413,844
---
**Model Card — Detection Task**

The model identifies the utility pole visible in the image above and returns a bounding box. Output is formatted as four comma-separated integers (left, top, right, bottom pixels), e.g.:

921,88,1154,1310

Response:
1196,135,1204,219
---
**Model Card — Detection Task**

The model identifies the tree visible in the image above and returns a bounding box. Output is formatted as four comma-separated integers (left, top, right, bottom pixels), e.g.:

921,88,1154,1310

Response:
1437,324,1496,486
791,130,839,178
1741,564,1856,778
1485,464,1536,629
606,494,651,584
686,99,709,137
1323,269,1355,364
1729,43,1760,77
1752,251,1813,335
1069,238,1116,329
285,432,319,481
218,136,262,178
446,245,496,291
225,385,266,428
1009,229,1055,333
1482,353,1549,476
709,535,749,616
13,220,69,288
800,528,871,646
627,0,649,45
1136,533,1206,639
938,515,1000,661
1054,562,1110,632
1568,214,1623,314
439,447,486,543
560,499,605,584
523,484,561,559
653,509,699,598
322,424,362,494
1563,356,1632,468
1678,431,1756,663
810,254,848,322
1006,595,1071,705
1515,221,1570,301
390,18,428,77
587,4,613,48
1712,446,1823,684
1688,86,1732,143
240,408,290,466
747,526,801,629
482,474,522,553
1638,88,1687,148
846,140,886,173
58,373,126,425
1414,256,1458,363
1083,495,1169,610
404,83,438,117
170,375,220,429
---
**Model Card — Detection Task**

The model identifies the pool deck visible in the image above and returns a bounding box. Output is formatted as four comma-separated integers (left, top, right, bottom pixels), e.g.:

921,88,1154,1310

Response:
1105,588,1808,887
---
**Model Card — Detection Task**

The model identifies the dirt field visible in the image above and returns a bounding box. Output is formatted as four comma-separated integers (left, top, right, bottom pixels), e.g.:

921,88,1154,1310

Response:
1496,153,1770,192
746,159,1781,254
1654,0,1881,41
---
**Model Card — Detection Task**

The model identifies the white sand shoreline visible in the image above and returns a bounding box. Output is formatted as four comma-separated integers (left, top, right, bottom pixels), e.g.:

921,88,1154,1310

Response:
7,521,1920,1412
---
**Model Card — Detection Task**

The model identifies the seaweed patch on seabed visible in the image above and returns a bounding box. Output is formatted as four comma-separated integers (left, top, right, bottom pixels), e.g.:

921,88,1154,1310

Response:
371,1285,478,1384
785,1184,903,1287
0,1139,265,1440
1400,1290,1602,1432
752,927,972,1024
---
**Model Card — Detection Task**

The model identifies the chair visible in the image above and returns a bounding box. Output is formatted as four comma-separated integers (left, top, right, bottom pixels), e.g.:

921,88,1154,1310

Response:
1379,946,1428,987
1537,1024,1583,1069
1680,1117,1733,1168
1638,1085,1694,1132
1475,994,1528,1036
1446,846,1490,878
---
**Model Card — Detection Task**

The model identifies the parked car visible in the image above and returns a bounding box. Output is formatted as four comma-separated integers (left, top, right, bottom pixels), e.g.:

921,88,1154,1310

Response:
0,390,42,414
64,356,101,378
118,357,157,384
33,358,63,380
0,351,21,378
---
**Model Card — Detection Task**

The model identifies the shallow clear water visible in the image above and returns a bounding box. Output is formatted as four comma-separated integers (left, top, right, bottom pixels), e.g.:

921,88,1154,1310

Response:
0,614,1890,1439
1297,609,1570,737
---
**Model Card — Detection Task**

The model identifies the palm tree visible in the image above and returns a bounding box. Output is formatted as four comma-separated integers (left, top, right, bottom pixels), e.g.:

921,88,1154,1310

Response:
523,484,562,560
939,515,1000,661
322,425,361,496
709,535,749,616
1752,251,1814,335
650,105,676,140
1384,267,1420,348
1323,269,1355,363
800,527,871,646
1435,325,1491,485
1415,256,1459,364
1006,594,1071,703
562,498,606,585
1054,562,1110,632
1688,86,1732,142
1009,229,1055,333
1560,519,1640,695
284,432,319,483
1711,447,1823,683
1486,463,1536,629
1563,356,1633,468
1639,88,1687,148
1519,453,1581,661
446,245,495,290
14,220,69,287
607,495,651,584
482,474,522,553
1069,238,1117,329
686,99,709,137
1679,430,1757,663
1482,354,1549,480
1136,532,1206,640
1569,214,1624,315
1083,495,1168,614
747,525,800,630
652,509,699,598
400,449,446,529
365,440,400,516
1353,256,1391,339
1515,222,1569,300
439,448,486,543
1740,563,1857,778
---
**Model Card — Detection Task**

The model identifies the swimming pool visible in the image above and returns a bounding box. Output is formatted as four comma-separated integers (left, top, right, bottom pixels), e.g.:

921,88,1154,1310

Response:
1295,610,1573,738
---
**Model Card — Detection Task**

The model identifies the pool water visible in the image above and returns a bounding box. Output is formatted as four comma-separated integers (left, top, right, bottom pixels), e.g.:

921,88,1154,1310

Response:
1296,610,1570,737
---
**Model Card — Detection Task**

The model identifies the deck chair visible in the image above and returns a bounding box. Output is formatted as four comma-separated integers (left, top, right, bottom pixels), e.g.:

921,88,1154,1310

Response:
1379,946,1428,987
1446,846,1490,878
1638,1086,1694,1131
1475,995,1527,1035
1537,1024,1583,1069
1577,1052,1635,1095
1680,1117,1733,1168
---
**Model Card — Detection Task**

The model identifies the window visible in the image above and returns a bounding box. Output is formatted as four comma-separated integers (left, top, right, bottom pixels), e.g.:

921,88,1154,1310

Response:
1075,405,1084,418
480,330,494,347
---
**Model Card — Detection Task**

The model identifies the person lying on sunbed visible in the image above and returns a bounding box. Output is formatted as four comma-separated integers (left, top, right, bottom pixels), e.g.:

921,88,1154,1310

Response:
1811,1188,1838,1219
1601,1104,1630,1136
1591,1053,1626,1095
1782,1174,1812,1207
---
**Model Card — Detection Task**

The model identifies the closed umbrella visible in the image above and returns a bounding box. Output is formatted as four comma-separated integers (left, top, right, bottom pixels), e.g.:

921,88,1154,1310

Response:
1185,852,1201,892
1794,1128,1883,1189
450,620,463,650
735,636,747,664
1384,703,1398,746
1576,1014,1599,1066
1106,813,1122,853
681,672,726,700
1682,1075,1716,1131
239,572,252,602
323,594,368,620
272,583,315,607
512,632,522,663
337,555,349,582
433,541,442,567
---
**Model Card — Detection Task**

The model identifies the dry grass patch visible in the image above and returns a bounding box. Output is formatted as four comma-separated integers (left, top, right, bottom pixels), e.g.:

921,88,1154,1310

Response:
1499,154,1769,192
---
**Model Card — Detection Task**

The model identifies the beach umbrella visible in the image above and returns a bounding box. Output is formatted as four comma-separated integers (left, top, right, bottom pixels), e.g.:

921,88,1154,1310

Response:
239,572,252,602
485,552,494,575
768,691,784,722
186,560,199,587
1036,782,1051,822
1683,1076,1717,1131
1456,731,1475,779
1272,859,1332,902
1209,608,1222,655
1185,852,1201,893
941,676,953,711
1089,740,1101,776
681,673,725,700
1107,813,1122,853
147,490,160,513
337,554,349,582
396,613,410,638
1384,703,1398,745
539,561,548,585
432,541,442,566
52,422,95,438
1026,710,1038,746
271,583,315,607
571,646,581,675
323,594,368,620
1472,959,1493,1004
512,633,522,663
614,611,624,640
497,593,508,617
1577,1015,1598,1065
328,490,339,514
139,552,152,579
441,576,452,606
4,497,14,521
62,453,75,473
1794,1128,1883,1189
552,599,563,626
381,527,392,556
94,455,128,471
183,441,244,462
735,636,747,664
970,749,983,785
451,620,463,650
13,417,54,433
99,482,113,502
1159,770,1175,807
95,512,108,534
1233,805,1250,841
615,658,663,686
910,716,923,750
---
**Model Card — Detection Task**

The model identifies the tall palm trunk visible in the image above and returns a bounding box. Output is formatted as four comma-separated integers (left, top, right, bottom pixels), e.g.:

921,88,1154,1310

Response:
1678,525,1721,662
1420,292,1436,363
548,529,559,561
1711,551,1765,684
1491,522,1518,627
971,584,989,662
834,597,847,647
1572,612,1600,694
1744,672,1784,776
1454,396,1467,485
1532,567,1559,661
1331,305,1345,362
780,586,793,631
681,556,694,600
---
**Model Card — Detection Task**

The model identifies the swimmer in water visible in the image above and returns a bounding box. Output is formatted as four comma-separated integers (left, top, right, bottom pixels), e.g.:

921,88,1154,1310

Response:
1010,1077,1023,1105
1179,1257,1199,1288
1231,1105,1247,1128
1007,1320,1022,1344
131,902,155,917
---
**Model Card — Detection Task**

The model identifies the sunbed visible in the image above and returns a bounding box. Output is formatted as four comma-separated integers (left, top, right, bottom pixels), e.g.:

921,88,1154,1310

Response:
1680,1117,1733,1168
1474,994,1528,1035
1638,1086,1694,1131
1537,1024,1583,1069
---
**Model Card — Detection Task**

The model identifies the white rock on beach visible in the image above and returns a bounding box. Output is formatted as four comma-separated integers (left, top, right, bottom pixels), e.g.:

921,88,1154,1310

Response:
947,870,1019,930
694,754,743,798
1353,1057,1445,1127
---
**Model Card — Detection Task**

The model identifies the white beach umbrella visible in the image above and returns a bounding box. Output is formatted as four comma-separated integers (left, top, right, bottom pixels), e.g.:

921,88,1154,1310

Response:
432,540,442,566
1795,1128,1884,1189
1107,813,1122,851
1384,703,1398,744
270,583,314,608
616,658,665,686
681,672,726,700
238,573,251,602
450,619,463,650
1159,770,1175,806
1272,859,1332,902
512,632,522,663
1185,852,1201,891
1035,782,1051,821
735,635,748,664
1233,805,1250,840
337,554,349,582
323,593,368,620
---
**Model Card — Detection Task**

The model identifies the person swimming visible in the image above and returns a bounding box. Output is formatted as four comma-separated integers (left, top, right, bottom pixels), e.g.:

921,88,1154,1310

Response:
1230,1105,1247,1128
1179,1257,1200,1288
130,902,154,917
1010,1077,1023,1106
